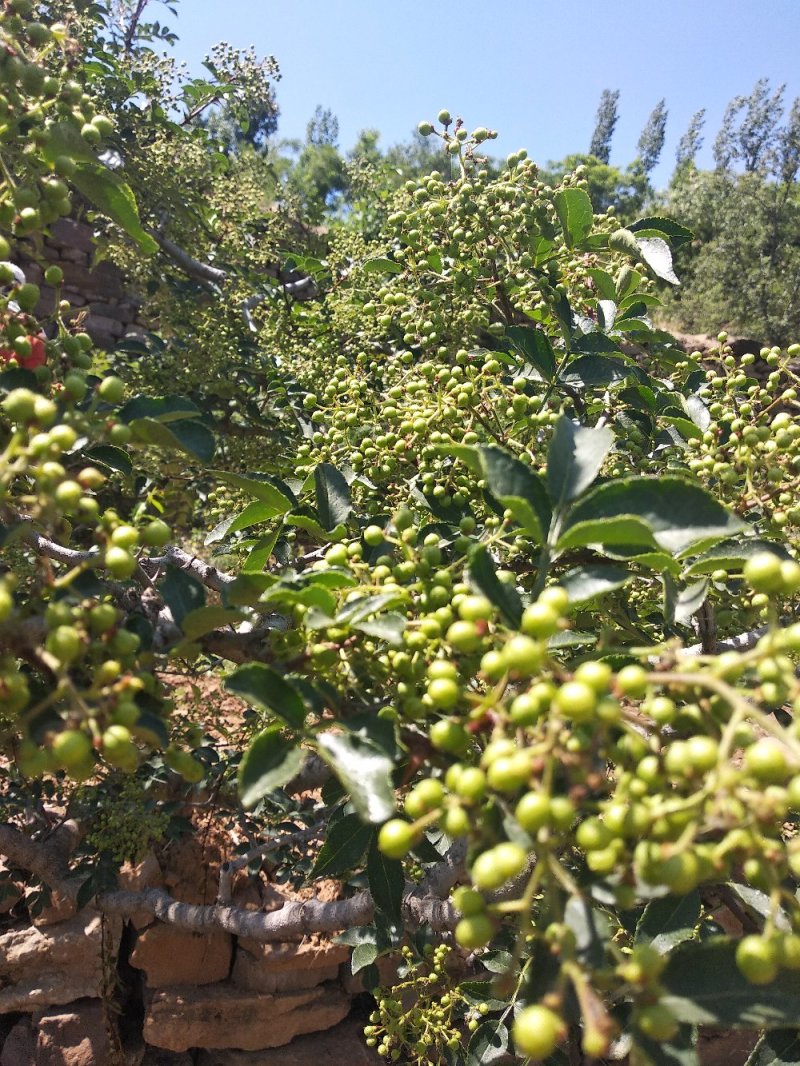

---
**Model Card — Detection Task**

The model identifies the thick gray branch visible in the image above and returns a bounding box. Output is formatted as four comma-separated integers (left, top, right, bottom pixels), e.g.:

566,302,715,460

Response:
148,230,228,286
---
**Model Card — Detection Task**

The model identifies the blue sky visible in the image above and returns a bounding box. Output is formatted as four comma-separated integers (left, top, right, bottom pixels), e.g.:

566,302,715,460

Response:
171,0,800,189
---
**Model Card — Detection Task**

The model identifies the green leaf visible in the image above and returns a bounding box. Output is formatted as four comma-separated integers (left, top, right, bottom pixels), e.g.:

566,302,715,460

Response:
228,500,287,537
42,121,101,166
212,471,293,512
158,566,205,626
630,216,694,248
83,445,133,477
315,463,352,530
72,165,157,254
746,1030,800,1065
478,446,551,543
506,325,556,380
560,355,645,389
586,268,618,301
558,477,746,555
353,612,406,646
468,544,522,628
366,836,404,924
287,513,347,543
560,563,632,605
129,417,215,462
238,725,305,809
351,940,379,974
684,538,792,577
181,606,245,641
547,415,614,508
662,940,800,1027
466,1018,509,1065
224,663,306,730
311,813,373,878
316,731,395,823
554,187,594,248
336,592,403,626
665,578,708,627
363,257,403,275
242,525,283,573
635,891,701,954
119,394,201,423
636,236,680,286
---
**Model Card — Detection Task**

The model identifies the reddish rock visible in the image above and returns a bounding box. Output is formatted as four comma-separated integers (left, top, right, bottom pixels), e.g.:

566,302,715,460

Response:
144,984,349,1053
232,939,349,994
34,1000,114,1066
0,1018,35,1066
0,912,121,1014
194,1018,382,1065
47,219,98,254
130,925,232,987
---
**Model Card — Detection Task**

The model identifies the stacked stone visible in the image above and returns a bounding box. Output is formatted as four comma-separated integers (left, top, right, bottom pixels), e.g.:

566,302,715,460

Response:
13,218,149,348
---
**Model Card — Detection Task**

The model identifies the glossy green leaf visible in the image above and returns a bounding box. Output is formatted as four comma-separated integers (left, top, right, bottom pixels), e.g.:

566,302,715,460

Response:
129,417,215,462
72,165,158,254
630,216,694,248
560,355,644,388
224,663,306,730
159,566,205,625
635,891,701,954
468,544,522,628
119,394,201,423
336,592,403,626
506,325,556,380
367,836,404,923
353,612,406,646
558,477,746,554
242,526,283,573
212,471,293,512
315,463,352,530
42,121,101,165
311,812,373,878
238,725,305,809
363,257,402,275
83,445,133,477
466,1018,509,1065
560,563,632,605
554,187,594,248
684,538,792,577
478,446,551,542
662,940,800,1027
636,235,680,285
547,415,614,508
181,606,245,641
316,731,395,823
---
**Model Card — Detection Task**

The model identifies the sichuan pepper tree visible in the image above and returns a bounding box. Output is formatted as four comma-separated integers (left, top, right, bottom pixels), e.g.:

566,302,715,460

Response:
3,6,800,1064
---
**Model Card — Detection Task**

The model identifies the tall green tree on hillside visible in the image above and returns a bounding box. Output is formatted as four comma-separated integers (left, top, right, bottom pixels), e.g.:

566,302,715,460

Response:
588,87,620,163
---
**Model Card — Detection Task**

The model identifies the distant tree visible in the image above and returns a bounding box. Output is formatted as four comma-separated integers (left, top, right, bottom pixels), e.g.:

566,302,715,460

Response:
542,153,648,219
675,109,706,170
713,78,786,172
307,106,340,148
634,98,668,175
588,88,620,164
664,81,800,344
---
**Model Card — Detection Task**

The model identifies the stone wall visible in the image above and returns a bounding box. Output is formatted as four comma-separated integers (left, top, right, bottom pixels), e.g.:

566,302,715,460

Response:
0,841,384,1065
14,217,149,349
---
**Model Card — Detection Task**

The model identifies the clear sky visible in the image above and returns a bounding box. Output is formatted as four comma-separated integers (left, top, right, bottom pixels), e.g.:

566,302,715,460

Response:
170,0,800,188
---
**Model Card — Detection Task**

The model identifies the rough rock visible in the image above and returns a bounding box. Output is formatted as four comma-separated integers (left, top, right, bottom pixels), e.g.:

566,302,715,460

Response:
34,1000,114,1066
130,925,232,987
232,938,349,994
0,911,120,1013
194,1018,382,1065
48,218,98,253
144,984,349,1053
0,1018,35,1066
